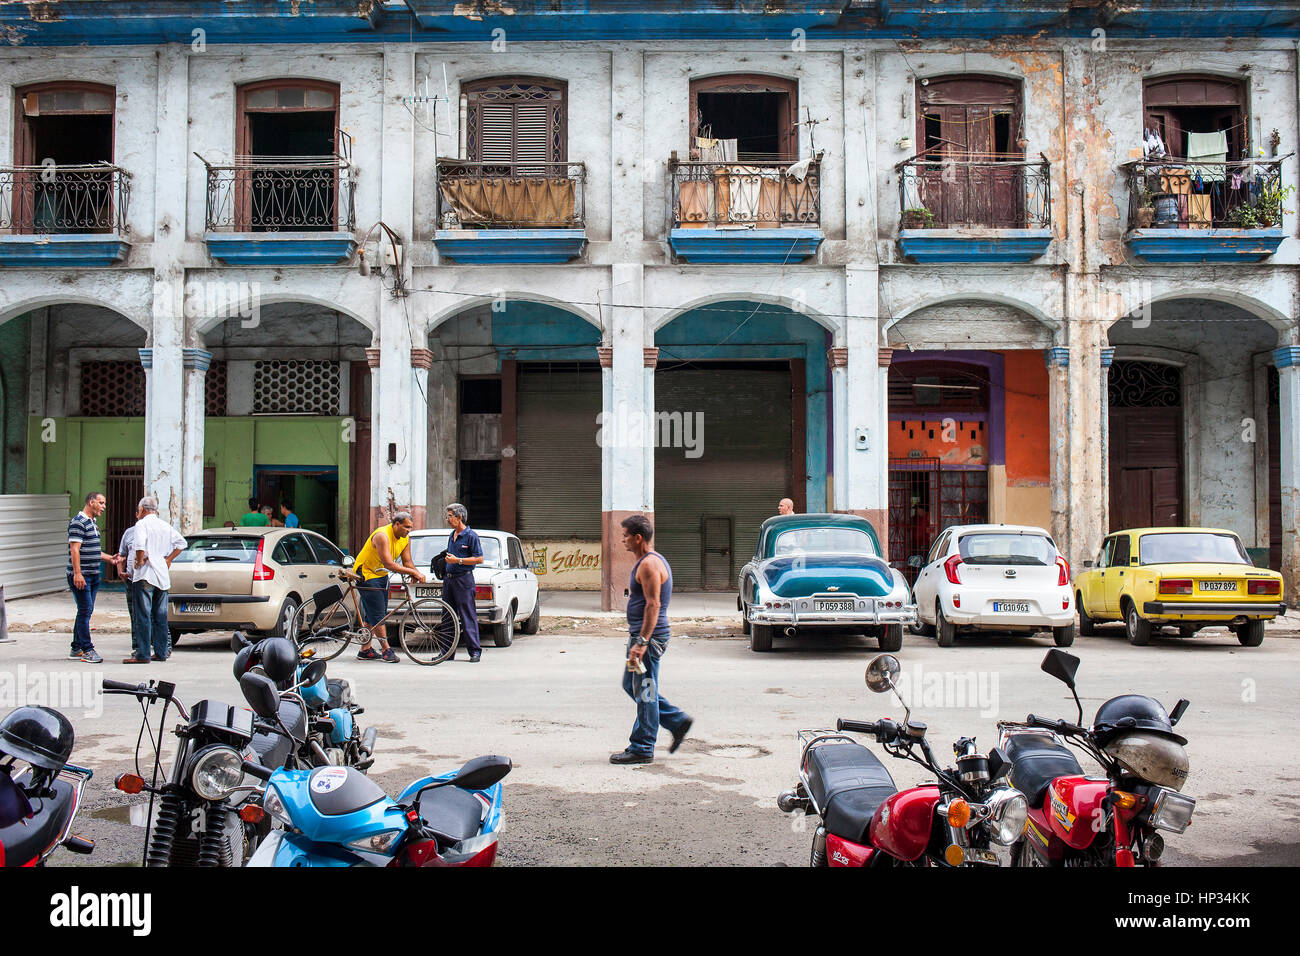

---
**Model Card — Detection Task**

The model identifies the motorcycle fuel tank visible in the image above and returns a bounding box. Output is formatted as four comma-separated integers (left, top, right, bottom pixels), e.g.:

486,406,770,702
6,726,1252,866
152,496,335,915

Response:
869,784,941,862
327,707,354,745
1046,776,1109,850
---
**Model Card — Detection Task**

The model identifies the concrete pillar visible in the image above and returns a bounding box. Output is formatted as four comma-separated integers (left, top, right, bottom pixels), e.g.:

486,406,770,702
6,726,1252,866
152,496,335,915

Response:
834,267,887,551
1100,345,1115,535
180,348,211,533
1045,346,1071,558
600,263,651,611
610,49,646,256
142,283,186,526
409,348,432,529
1275,346,1300,601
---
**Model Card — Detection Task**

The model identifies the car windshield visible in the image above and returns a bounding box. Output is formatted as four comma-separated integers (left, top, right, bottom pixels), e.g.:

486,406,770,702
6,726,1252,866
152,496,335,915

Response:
175,536,259,563
958,533,1055,565
1139,532,1248,566
409,534,504,569
772,528,878,557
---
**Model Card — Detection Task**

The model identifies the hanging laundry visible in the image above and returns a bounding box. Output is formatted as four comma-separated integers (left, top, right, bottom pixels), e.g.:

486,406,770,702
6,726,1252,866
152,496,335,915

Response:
1230,170,1244,190
1186,130,1227,183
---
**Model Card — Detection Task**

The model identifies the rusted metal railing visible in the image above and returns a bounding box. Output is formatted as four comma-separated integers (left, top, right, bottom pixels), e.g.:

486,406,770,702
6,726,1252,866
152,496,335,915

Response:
1121,156,1288,230
669,158,821,229
0,163,131,234
436,159,586,228
896,153,1051,229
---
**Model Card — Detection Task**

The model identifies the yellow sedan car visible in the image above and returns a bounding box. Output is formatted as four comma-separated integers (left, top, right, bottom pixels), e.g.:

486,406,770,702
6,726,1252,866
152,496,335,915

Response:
1073,527,1286,647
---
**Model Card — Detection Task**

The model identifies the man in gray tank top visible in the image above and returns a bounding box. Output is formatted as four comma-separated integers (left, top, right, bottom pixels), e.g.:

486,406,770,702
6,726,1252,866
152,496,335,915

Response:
611,514,693,765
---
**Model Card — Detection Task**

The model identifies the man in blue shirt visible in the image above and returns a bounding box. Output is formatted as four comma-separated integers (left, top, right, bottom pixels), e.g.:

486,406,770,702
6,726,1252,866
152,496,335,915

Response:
279,501,300,528
439,503,483,661
66,491,115,664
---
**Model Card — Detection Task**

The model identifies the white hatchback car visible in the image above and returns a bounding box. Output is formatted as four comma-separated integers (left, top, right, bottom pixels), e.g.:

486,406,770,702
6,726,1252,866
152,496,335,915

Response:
910,524,1075,647
397,529,540,647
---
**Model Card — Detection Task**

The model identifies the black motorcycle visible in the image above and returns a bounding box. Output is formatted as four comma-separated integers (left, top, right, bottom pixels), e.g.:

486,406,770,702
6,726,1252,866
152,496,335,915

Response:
0,706,95,866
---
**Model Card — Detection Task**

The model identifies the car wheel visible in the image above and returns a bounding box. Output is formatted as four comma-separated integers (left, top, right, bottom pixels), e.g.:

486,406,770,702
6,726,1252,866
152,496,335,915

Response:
1124,601,1151,646
1236,619,1265,647
273,597,300,638
879,624,903,652
1076,592,1097,636
750,623,774,652
519,596,541,635
936,604,956,648
493,605,515,648
1052,623,1076,647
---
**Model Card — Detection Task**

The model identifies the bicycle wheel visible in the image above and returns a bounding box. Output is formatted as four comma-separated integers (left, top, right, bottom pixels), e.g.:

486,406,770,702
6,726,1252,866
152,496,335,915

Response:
289,592,358,662
400,598,460,666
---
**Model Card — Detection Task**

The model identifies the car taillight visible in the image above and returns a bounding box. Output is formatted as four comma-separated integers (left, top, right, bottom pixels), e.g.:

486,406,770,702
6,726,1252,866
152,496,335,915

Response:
252,538,275,581
943,555,962,585
389,582,406,596
1158,579,1192,595
1055,556,1070,587
474,584,493,601
1248,579,1281,595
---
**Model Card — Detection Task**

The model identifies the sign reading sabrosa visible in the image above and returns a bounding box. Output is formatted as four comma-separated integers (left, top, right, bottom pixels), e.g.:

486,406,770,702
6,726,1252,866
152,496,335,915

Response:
525,539,601,590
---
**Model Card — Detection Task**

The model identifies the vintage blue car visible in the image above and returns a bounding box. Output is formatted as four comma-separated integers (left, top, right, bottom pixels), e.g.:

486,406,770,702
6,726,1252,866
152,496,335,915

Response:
737,513,918,652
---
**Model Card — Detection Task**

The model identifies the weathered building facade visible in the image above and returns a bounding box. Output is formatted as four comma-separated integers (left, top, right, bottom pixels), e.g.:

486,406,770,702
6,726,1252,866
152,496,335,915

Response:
0,1,1297,608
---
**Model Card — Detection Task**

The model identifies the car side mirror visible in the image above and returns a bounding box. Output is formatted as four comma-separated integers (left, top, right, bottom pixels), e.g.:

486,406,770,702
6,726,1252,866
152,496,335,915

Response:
342,555,354,568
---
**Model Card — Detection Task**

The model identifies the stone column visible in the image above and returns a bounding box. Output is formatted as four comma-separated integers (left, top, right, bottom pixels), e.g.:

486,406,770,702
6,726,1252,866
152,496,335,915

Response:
143,282,186,526
834,267,887,553
1100,346,1115,536
180,348,211,534
1275,346,1300,601
1045,346,1071,559
408,348,432,530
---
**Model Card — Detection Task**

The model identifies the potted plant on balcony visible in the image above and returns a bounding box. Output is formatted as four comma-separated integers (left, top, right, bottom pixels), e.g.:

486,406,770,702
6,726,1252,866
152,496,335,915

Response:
1228,181,1295,229
902,206,935,229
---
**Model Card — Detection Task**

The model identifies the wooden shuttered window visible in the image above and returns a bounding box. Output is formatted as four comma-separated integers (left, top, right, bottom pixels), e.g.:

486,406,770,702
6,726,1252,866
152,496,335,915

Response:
465,79,566,173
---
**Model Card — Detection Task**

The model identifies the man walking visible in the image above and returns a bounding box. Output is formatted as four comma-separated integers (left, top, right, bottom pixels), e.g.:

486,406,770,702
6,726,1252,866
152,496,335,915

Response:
67,491,114,664
352,510,424,662
114,502,145,660
438,503,484,662
610,514,692,765
125,497,186,663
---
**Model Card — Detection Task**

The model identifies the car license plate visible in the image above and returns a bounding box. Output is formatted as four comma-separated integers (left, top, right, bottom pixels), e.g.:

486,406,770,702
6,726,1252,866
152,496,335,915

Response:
1199,581,1235,592
416,587,442,599
815,600,854,612
993,601,1031,613
180,602,218,614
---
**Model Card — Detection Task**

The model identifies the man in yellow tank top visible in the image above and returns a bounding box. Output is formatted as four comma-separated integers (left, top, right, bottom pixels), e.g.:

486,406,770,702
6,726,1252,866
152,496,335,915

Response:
353,511,425,662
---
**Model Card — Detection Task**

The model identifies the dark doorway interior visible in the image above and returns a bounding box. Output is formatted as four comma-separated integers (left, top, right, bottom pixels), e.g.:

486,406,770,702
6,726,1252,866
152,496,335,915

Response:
244,107,337,232
255,468,339,543
458,376,502,529
104,458,144,582
696,92,789,160
247,111,335,158
459,460,501,529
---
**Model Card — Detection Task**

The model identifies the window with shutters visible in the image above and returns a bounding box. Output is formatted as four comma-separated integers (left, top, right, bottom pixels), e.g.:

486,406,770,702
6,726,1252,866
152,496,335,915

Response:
1144,76,1245,161
463,78,567,175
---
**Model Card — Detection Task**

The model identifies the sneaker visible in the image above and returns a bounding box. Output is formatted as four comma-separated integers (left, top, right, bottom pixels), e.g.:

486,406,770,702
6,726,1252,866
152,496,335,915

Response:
81,651,104,664
381,649,400,663
609,749,653,765
468,652,481,663
669,717,694,754
68,649,85,660
123,657,149,664
356,647,382,660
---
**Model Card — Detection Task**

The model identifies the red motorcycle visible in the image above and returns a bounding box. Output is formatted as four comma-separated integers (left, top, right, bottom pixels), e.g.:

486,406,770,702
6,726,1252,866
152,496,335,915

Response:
778,654,1028,867
999,649,1195,867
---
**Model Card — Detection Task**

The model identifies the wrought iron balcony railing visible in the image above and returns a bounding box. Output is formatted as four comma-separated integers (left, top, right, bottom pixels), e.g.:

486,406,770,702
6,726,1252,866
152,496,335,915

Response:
1121,156,1289,230
669,159,821,229
896,154,1051,229
201,156,357,233
0,164,131,235
436,160,586,229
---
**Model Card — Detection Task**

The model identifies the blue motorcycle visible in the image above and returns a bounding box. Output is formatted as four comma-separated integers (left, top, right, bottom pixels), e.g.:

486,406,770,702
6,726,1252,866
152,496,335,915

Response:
238,673,510,868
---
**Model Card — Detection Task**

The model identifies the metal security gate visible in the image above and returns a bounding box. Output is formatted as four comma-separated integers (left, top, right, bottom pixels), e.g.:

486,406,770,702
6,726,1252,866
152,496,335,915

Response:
515,363,602,538
654,363,792,590
105,457,144,580
1109,360,1182,529
889,458,988,585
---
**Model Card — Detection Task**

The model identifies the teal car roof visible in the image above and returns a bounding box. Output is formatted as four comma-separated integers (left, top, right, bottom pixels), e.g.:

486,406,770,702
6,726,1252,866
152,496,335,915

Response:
757,513,882,558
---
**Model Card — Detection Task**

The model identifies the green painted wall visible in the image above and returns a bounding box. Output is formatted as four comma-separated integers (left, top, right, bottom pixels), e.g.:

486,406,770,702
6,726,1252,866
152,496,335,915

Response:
27,417,146,509
0,317,29,493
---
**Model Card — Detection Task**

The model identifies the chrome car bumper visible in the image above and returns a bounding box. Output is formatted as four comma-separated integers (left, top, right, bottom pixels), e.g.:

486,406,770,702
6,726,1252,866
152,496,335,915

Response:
749,605,919,627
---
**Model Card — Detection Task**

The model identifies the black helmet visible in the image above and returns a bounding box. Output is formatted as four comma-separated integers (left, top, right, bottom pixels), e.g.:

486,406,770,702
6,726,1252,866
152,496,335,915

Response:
0,707,74,771
257,638,299,685
1093,695,1187,747
232,644,256,681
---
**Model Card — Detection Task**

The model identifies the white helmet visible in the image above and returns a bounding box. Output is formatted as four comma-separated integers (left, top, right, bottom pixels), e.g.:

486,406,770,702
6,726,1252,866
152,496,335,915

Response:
1103,731,1189,791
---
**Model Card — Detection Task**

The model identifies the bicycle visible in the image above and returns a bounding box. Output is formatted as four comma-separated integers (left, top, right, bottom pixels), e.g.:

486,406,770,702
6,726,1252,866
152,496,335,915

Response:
287,570,461,666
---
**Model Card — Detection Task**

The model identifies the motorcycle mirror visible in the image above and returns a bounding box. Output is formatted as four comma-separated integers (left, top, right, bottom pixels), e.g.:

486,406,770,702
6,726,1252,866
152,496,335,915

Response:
1040,648,1080,689
1169,698,1190,726
230,631,253,652
299,658,328,687
450,754,513,792
865,654,901,694
239,672,282,720
987,747,1011,783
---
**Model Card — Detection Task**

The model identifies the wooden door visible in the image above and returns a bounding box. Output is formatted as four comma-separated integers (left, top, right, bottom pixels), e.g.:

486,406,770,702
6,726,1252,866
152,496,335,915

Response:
1110,408,1182,529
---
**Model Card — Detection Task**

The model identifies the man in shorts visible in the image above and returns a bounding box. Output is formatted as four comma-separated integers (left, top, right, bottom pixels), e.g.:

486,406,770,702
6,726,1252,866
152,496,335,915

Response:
351,511,425,662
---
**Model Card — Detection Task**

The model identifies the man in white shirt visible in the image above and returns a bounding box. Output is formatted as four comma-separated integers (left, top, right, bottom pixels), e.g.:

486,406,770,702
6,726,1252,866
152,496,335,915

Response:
114,503,144,659
125,497,187,663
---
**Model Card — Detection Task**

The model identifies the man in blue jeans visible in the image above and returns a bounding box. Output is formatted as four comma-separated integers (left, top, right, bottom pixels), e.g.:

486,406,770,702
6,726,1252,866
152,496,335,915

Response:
439,503,483,662
67,491,115,664
124,497,186,663
610,514,693,765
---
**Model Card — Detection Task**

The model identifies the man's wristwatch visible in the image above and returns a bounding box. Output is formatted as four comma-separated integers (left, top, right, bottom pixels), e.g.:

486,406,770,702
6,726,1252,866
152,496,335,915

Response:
632,637,649,647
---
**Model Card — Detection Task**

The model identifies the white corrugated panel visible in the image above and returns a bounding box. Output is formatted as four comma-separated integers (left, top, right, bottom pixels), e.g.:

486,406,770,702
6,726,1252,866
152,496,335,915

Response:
0,494,71,599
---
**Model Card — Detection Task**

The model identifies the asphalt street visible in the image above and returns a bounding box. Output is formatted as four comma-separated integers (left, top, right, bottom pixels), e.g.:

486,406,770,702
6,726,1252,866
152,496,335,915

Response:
3,611,1298,867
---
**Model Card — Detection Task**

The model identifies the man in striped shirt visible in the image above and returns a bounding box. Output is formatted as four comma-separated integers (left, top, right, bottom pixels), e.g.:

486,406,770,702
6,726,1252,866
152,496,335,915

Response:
67,491,115,664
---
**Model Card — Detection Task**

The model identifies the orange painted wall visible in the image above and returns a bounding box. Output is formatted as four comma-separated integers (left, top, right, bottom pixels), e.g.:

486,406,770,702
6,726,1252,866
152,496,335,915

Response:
1003,350,1050,485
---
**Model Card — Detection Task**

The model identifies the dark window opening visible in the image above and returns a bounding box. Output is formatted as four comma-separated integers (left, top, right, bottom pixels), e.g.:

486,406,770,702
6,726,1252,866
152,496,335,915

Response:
993,111,1012,155
13,83,116,234
459,459,501,529
923,112,944,153
1144,76,1245,160
246,111,335,159
460,377,503,415
696,91,788,161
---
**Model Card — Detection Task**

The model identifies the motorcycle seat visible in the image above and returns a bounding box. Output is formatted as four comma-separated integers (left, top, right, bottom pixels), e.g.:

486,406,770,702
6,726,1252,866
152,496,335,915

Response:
806,743,897,845
1004,732,1084,807
250,698,308,769
419,786,485,845
0,777,76,867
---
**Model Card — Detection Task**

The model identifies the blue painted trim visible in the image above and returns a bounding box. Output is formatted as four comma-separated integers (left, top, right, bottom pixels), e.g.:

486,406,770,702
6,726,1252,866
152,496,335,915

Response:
1275,346,1300,370
435,229,587,264
1044,346,1069,369
183,348,213,372
669,228,824,264
204,232,357,266
1100,346,1116,369
138,348,152,370
897,229,1053,263
1125,228,1285,263
0,235,129,268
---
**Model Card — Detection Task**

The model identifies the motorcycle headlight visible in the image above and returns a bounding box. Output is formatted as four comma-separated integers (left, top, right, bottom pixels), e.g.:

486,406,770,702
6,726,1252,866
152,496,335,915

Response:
262,786,294,829
346,829,403,855
188,745,244,801
1149,787,1195,834
985,787,1028,846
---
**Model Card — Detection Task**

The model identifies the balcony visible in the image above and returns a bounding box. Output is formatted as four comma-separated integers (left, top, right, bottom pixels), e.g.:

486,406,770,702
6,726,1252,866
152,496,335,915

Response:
201,156,358,266
1121,157,1288,263
667,159,823,264
434,160,587,264
895,154,1053,263
0,164,131,267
